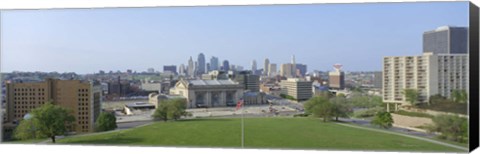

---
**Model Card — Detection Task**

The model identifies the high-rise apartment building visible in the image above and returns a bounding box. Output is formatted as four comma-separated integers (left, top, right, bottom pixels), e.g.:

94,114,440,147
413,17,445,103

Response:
5,79,102,133
280,78,313,101
383,53,469,105
423,26,468,54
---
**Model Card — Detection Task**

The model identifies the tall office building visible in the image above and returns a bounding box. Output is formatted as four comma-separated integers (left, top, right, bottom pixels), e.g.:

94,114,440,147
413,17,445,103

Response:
251,60,257,74
264,58,270,76
5,79,102,133
280,78,313,101
197,53,206,75
187,57,194,78
423,26,468,54
206,63,211,72
383,53,469,106
328,64,345,90
280,64,294,78
268,63,277,77
295,64,307,77
234,71,260,92
222,60,230,71
163,65,177,74
179,64,186,76
210,56,219,71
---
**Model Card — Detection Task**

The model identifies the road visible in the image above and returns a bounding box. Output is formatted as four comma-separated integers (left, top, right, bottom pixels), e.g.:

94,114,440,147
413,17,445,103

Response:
117,120,154,130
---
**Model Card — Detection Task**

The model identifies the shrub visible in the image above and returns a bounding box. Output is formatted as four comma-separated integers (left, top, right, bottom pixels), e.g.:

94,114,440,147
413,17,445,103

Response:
371,111,394,129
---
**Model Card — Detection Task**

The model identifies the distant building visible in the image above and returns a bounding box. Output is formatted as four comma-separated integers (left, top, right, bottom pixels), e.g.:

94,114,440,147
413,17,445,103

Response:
383,52,469,106
5,79,102,133
243,92,267,105
210,56,219,71
222,60,230,71
280,78,313,101
108,77,131,97
263,58,270,76
280,63,294,78
234,71,260,92
179,64,186,76
148,93,186,109
123,102,155,115
373,72,382,89
251,60,257,75
423,26,468,54
147,68,155,73
170,79,244,108
295,64,307,77
140,80,161,93
197,53,206,75
268,63,277,77
328,64,345,90
188,57,195,78
163,65,177,75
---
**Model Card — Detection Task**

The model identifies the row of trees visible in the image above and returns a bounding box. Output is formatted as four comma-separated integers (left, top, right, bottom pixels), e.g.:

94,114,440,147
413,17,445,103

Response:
304,95,393,129
304,95,352,122
403,89,468,106
152,98,191,121
426,115,468,143
13,102,117,143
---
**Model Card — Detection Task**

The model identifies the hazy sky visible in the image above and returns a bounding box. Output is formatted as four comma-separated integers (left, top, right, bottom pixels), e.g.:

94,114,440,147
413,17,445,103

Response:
0,2,469,74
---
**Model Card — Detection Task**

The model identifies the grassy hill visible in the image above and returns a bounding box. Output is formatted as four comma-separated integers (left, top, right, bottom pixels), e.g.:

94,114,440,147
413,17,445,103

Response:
58,117,465,152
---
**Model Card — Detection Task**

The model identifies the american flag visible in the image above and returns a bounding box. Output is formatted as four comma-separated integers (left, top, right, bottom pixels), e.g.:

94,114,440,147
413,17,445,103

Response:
235,98,244,111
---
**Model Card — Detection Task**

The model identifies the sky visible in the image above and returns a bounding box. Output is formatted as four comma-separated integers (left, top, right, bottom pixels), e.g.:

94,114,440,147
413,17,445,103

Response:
0,2,469,74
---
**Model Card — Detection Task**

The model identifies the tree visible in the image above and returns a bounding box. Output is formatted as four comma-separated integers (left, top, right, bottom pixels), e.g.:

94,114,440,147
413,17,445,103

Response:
403,89,419,106
19,102,76,143
152,98,189,121
13,118,45,140
153,102,169,121
304,96,334,122
330,95,352,121
167,98,189,120
426,114,468,143
451,89,468,104
371,111,393,129
95,112,117,132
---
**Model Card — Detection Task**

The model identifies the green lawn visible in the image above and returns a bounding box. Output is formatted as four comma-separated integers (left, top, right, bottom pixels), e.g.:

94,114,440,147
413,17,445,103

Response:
58,117,464,152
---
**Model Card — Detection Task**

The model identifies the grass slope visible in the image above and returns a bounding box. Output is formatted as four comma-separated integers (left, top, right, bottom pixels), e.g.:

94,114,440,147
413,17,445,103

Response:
58,117,464,152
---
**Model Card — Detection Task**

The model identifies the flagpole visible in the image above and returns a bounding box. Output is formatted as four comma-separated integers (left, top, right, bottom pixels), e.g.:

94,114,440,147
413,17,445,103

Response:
241,99,244,148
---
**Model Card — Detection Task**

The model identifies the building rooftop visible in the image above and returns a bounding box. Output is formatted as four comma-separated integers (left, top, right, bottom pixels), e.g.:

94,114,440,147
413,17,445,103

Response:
125,102,155,108
188,79,239,86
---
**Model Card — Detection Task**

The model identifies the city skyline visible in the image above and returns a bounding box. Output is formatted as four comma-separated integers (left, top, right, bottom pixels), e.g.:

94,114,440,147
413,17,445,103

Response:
1,2,469,74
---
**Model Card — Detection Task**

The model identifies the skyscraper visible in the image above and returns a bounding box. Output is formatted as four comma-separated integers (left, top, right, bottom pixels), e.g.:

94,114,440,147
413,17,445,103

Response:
251,60,257,75
187,56,194,78
268,63,277,77
423,26,468,54
210,56,219,71
197,53,206,75
264,58,270,76
222,60,230,71
163,65,177,74
291,55,296,77
179,64,186,76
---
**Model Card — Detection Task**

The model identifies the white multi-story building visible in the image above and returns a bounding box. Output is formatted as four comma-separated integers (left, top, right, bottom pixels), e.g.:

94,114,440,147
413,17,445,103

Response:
383,52,468,109
279,78,313,101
